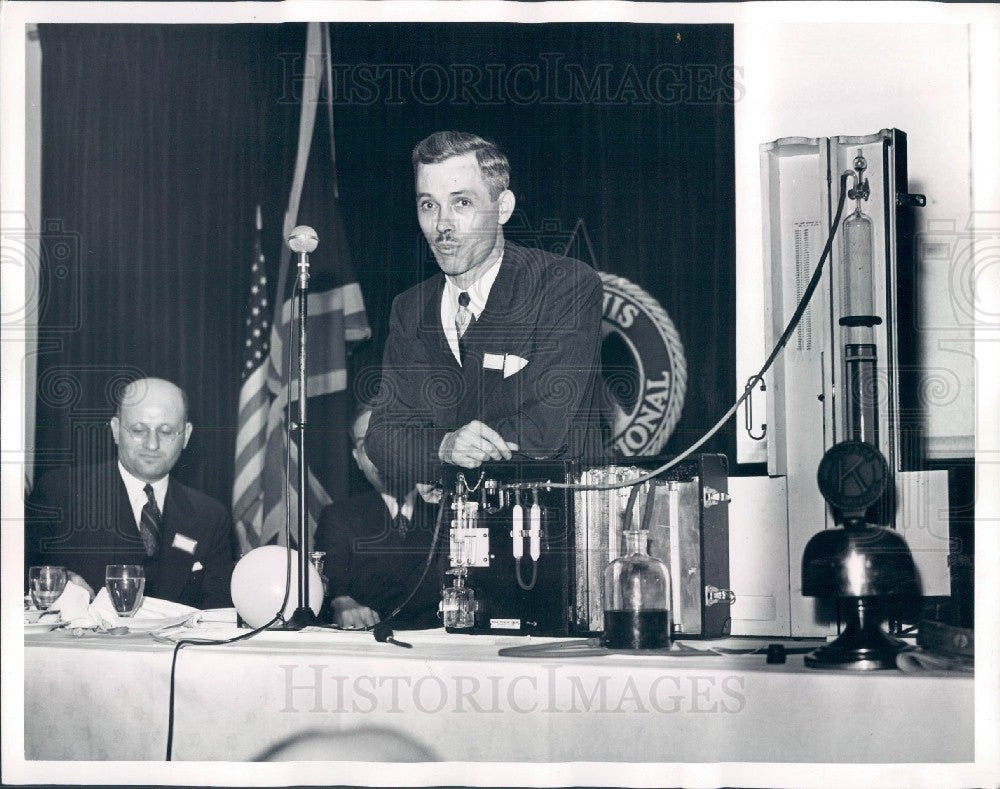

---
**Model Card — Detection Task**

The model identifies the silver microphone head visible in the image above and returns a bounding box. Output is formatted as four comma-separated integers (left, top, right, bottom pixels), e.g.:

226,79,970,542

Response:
287,225,319,254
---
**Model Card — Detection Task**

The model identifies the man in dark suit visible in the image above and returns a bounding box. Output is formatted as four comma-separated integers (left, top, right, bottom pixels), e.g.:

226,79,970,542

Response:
314,407,443,629
26,377,234,609
366,131,607,491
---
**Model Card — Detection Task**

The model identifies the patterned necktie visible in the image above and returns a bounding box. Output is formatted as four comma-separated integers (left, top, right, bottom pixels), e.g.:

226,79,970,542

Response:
139,484,162,557
456,291,475,364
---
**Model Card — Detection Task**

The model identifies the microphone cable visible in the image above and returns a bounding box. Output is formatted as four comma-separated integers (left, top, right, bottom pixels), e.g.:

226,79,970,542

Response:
366,492,450,647
165,274,302,760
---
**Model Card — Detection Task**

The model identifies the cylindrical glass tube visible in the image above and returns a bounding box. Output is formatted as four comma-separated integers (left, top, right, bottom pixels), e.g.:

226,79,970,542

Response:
841,203,880,446
842,209,876,330
845,343,880,446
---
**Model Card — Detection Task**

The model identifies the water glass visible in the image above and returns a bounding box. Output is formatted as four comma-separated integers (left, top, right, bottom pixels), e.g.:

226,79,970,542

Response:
28,565,68,610
105,564,145,617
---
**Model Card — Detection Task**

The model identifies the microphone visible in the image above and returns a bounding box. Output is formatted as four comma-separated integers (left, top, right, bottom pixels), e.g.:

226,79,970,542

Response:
287,225,319,254
288,225,317,288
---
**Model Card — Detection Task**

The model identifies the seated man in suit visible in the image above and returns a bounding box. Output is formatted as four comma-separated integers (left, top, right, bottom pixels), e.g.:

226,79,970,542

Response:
365,130,607,492
313,406,443,629
26,377,234,609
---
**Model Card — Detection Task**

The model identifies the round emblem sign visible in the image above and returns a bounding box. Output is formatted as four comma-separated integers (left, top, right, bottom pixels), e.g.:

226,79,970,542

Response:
816,440,889,513
599,272,686,457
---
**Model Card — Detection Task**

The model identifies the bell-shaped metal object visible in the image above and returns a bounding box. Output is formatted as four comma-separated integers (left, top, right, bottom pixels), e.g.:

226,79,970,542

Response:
803,596,912,670
801,521,919,670
802,441,920,670
802,520,918,598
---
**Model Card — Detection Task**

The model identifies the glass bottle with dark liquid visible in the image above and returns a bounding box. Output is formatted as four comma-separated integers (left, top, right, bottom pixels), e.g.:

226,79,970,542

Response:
602,529,672,649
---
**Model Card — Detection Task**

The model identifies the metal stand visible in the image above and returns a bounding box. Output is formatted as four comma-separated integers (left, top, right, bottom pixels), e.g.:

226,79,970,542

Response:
278,229,320,630
804,597,910,670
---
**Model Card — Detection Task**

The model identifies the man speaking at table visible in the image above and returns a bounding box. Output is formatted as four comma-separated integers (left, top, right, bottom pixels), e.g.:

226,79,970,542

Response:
25,377,234,608
365,131,607,491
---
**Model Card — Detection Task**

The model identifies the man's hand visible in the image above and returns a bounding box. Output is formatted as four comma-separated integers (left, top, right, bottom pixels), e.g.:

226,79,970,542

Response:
439,420,519,468
66,571,95,601
331,596,380,629
415,483,443,504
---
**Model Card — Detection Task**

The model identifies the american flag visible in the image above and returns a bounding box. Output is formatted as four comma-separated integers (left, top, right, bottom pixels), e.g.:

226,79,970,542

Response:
232,205,271,552
236,22,370,550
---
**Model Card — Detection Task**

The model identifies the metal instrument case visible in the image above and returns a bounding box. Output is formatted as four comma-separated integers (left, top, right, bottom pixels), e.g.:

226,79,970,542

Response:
573,454,732,638
442,454,732,638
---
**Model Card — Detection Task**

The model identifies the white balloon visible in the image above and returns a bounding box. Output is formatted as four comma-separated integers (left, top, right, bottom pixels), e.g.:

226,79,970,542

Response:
230,546,324,629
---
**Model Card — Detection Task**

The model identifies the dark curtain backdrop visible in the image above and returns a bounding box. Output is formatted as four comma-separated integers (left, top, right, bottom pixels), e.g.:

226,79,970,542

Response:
35,23,735,506
35,25,296,502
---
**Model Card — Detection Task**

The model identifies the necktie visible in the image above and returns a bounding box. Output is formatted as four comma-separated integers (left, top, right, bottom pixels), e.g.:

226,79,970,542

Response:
393,512,410,539
456,291,475,364
139,484,162,557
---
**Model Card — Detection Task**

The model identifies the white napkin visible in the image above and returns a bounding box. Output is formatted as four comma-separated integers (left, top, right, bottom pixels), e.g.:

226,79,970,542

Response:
52,583,197,629
50,581,111,629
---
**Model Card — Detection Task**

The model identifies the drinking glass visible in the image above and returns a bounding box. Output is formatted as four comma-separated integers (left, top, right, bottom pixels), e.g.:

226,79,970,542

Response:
28,566,67,610
105,564,145,617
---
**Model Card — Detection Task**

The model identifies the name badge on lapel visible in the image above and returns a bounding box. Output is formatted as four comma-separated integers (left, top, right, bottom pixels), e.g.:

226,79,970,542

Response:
172,533,198,555
483,353,505,371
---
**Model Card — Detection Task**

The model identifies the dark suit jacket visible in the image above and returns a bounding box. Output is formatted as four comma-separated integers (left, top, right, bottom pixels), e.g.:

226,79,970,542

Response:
314,489,443,628
25,461,234,609
366,242,607,490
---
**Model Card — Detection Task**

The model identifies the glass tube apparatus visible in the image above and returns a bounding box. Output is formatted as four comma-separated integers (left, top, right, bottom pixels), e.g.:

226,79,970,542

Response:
441,569,475,629
840,150,881,447
441,474,485,629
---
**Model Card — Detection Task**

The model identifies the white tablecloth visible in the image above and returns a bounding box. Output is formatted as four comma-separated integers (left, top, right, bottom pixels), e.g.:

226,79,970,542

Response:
23,626,973,763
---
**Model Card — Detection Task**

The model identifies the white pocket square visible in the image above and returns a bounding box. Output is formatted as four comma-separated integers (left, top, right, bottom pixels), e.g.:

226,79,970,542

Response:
191,561,204,572
483,352,529,378
502,354,529,378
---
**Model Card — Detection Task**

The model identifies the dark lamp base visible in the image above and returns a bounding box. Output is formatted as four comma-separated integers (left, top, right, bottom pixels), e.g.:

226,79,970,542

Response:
805,597,910,671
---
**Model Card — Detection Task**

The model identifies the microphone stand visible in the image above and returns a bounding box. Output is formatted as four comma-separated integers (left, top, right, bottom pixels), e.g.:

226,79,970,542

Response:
282,227,321,629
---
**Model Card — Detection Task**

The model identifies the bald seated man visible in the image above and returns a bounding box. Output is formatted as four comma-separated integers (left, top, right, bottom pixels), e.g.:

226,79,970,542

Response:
26,377,234,608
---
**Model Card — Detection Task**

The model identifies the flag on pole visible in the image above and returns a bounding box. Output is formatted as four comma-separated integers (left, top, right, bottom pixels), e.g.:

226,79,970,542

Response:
240,22,370,550
232,205,271,551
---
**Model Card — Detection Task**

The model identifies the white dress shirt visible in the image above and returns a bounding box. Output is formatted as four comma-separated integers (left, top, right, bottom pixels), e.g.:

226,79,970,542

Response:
380,489,418,522
118,461,169,529
440,250,504,365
